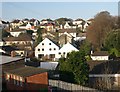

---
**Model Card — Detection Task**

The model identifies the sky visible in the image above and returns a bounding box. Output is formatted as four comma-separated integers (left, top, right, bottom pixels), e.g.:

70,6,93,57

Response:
1,2,118,21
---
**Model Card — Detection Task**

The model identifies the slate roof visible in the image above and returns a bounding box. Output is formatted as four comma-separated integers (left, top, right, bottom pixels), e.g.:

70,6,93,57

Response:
3,34,32,41
91,51,109,56
11,29,26,32
5,66,48,77
87,60,120,74
59,29,77,33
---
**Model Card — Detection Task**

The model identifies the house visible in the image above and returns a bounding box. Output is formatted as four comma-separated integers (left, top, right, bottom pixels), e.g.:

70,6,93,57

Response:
73,18,84,25
19,22,35,30
3,66,48,91
35,38,59,61
10,19,21,29
57,43,79,58
0,20,9,29
87,60,120,89
0,39,5,46
59,33,73,47
3,34,33,46
64,22,76,29
59,29,77,38
10,29,26,37
91,51,109,61
40,23,55,32
40,19,54,25
0,46,17,55
74,33,86,41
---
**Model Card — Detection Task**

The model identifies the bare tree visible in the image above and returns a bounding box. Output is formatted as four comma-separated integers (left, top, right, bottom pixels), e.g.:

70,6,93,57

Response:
86,11,115,50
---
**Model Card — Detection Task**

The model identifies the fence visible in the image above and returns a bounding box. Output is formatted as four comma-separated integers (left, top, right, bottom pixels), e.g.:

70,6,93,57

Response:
49,79,98,91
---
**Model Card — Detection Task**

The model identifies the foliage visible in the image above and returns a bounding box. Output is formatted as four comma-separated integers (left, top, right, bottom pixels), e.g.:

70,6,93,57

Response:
104,29,120,57
58,50,89,85
36,28,43,45
55,18,72,25
80,40,91,56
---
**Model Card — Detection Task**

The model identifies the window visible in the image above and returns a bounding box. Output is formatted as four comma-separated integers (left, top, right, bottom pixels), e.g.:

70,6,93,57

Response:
20,77,23,86
49,43,51,45
21,52,23,54
38,49,40,51
13,75,17,85
42,43,44,45
63,52,65,54
54,48,56,50
49,48,52,51
42,49,44,51
59,52,61,54
6,74,10,81
16,76,19,86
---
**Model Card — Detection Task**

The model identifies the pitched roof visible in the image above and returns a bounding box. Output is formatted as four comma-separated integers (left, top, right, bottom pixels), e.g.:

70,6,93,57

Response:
75,18,84,21
1,46,18,53
11,19,20,23
91,51,109,56
87,60,120,74
0,55,23,65
10,29,26,32
59,42,79,52
59,29,77,33
3,34,32,41
5,66,48,77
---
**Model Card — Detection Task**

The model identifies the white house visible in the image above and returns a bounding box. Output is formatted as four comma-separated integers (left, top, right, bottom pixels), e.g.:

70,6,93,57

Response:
91,51,109,61
10,29,26,37
73,18,83,25
59,29,77,38
57,42,79,58
64,22,76,29
35,38,59,61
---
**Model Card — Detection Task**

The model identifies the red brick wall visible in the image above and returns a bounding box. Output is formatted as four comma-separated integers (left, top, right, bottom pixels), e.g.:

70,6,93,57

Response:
5,72,48,91
26,72,48,91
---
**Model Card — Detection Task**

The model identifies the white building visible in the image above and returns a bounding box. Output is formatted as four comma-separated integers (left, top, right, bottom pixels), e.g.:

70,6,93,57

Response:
59,29,77,38
64,22,76,29
91,51,109,61
57,43,79,58
10,29,26,37
35,38,59,61
73,18,83,25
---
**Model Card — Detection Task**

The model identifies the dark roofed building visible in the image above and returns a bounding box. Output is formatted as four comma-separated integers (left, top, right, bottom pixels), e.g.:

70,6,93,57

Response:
91,51,109,56
91,51,109,61
4,66,48,91
59,29,77,33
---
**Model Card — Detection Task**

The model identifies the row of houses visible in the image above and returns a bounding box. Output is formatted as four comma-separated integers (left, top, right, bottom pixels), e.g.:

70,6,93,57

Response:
1,17,93,32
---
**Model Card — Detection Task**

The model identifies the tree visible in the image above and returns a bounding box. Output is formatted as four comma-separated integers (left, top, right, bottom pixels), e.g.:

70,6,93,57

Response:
58,50,89,85
87,11,115,50
104,29,120,57
36,28,43,45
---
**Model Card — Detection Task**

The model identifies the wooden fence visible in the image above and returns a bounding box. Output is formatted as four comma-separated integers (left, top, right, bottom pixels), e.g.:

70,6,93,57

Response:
49,79,98,91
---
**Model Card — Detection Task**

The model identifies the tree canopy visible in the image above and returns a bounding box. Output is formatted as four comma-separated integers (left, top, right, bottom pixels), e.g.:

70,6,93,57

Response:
58,50,89,85
86,11,115,50
104,29,120,57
